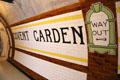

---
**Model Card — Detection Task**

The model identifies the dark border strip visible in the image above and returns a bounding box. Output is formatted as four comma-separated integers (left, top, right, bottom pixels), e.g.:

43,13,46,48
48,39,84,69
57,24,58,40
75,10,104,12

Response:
8,58,48,80
14,47,88,73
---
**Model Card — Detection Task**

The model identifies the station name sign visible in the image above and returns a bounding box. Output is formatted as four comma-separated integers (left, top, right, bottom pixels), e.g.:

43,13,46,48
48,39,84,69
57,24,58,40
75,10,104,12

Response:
12,10,88,66
13,26,84,45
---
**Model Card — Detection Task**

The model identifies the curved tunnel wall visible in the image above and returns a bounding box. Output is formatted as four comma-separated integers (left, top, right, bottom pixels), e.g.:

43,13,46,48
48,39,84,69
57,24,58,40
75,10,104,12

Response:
0,22,9,57
0,0,120,80
0,0,79,25
0,16,14,59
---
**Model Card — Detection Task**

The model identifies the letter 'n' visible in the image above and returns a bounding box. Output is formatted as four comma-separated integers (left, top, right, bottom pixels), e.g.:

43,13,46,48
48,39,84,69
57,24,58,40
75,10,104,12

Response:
71,26,84,44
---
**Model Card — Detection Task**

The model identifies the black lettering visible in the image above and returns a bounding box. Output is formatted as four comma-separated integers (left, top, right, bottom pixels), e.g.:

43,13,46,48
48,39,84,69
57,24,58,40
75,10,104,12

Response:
52,28,60,43
97,31,102,35
71,26,84,44
19,32,22,40
22,32,26,40
103,21,107,27
44,29,52,42
102,30,109,35
33,30,39,41
60,27,71,44
39,30,45,42
98,22,103,27
25,31,29,40
13,31,29,41
91,21,97,27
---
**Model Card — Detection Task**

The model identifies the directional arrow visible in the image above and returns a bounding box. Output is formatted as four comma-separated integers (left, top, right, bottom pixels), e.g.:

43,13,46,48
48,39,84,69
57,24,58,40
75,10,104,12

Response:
96,38,107,41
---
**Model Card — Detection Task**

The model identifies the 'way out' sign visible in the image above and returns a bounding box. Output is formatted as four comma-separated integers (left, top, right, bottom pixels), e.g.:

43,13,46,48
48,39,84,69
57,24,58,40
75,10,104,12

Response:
12,10,88,66
86,2,116,54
